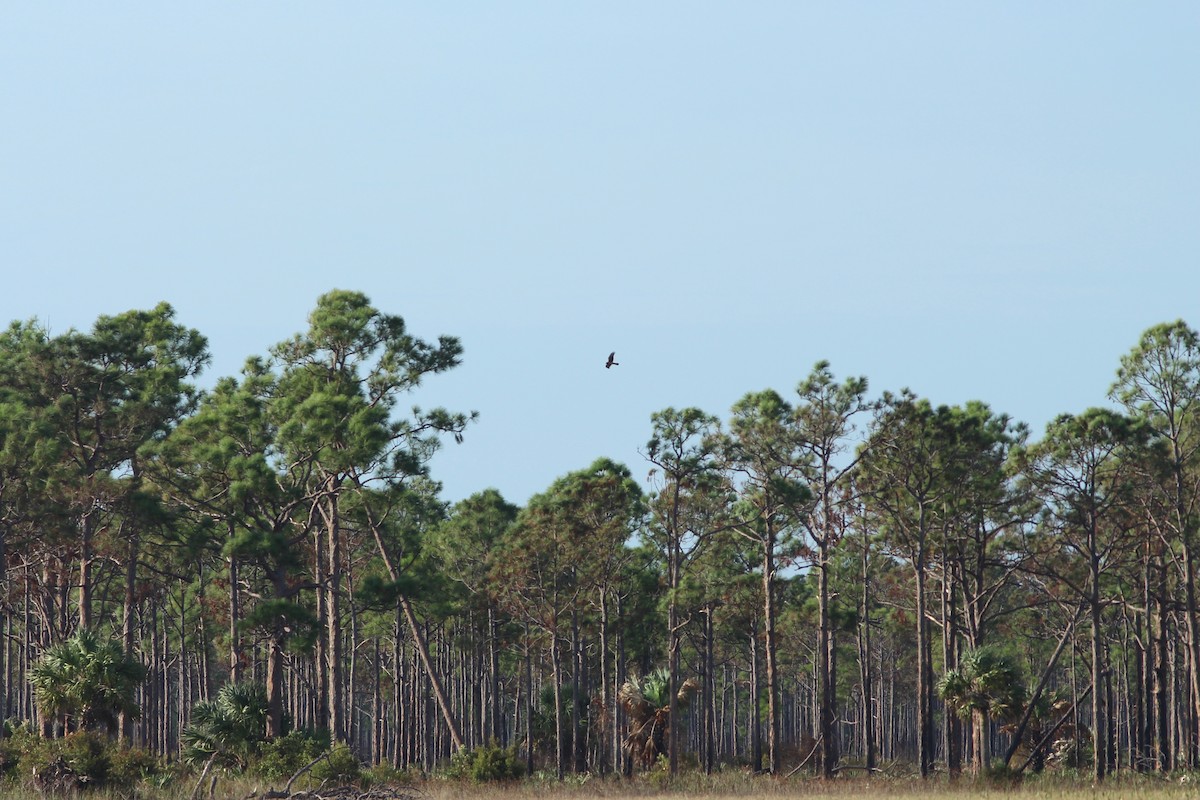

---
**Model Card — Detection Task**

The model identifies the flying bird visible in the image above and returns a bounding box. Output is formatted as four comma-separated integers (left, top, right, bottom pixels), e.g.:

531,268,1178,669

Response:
605,351,619,369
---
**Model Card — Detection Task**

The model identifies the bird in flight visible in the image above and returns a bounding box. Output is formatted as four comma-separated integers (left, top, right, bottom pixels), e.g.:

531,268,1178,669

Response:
605,351,619,369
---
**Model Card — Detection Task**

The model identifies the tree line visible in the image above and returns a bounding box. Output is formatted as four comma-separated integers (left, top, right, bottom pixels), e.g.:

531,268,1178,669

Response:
2,290,1199,784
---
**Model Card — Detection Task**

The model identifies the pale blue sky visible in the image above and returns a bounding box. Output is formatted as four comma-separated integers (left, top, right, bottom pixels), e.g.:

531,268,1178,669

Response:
3,4,1198,504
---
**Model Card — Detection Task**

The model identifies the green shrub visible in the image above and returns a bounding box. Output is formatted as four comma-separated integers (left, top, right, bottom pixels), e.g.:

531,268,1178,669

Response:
26,730,110,792
362,763,414,788
310,742,361,784
254,729,330,782
108,745,168,789
445,742,525,783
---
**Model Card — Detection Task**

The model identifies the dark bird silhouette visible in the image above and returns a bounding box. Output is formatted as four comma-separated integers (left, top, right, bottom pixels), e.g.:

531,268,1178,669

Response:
605,351,619,369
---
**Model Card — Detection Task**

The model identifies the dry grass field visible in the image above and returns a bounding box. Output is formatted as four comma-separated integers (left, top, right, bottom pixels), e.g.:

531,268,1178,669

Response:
421,773,1200,800
2,771,1198,800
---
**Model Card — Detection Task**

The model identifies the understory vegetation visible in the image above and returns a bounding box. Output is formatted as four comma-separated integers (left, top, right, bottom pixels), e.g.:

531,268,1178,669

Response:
3,291,1200,795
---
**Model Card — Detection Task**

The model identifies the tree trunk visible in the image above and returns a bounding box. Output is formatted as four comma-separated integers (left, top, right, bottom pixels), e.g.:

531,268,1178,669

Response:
551,631,565,780
489,606,502,745
229,552,243,685
973,707,988,775
598,590,610,775
667,585,681,776
818,536,835,778
525,621,535,777
1183,544,1200,768
700,606,710,777
119,528,138,743
860,531,876,774
314,523,330,735
763,535,781,774
398,595,464,750
78,510,95,631
571,610,585,773
915,557,933,778
942,558,961,776
750,625,761,771
1092,564,1107,782
323,493,345,742
364,509,464,750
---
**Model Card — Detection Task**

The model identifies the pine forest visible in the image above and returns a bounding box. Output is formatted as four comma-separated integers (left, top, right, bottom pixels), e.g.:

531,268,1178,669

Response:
3,289,1200,793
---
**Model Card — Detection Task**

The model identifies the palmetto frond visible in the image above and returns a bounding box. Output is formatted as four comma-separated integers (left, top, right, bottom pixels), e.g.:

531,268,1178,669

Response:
618,667,700,768
182,682,269,769
938,646,1027,720
30,628,146,733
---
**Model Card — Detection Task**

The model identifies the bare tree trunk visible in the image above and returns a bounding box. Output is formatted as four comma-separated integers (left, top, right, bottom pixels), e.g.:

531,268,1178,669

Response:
763,536,781,774
818,536,835,778
571,610,585,773
1158,558,1171,771
525,621,535,777
750,625,762,771
551,631,565,780
78,510,95,631
1142,542,1155,772
314,524,329,735
597,590,610,775
1092,568,1107,782
700,606,710,777
860,531,876,774
1184,546,1200,769
915,557,933,778
364,509,464,750
322,493,345,742
942,558,961,776
392,609,403,769
489,606,502,745
119,528,138,743
229,551,243,685
667,583,681,776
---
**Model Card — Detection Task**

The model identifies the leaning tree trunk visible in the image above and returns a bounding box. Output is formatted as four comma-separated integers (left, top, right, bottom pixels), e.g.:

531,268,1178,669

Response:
365,507,465,750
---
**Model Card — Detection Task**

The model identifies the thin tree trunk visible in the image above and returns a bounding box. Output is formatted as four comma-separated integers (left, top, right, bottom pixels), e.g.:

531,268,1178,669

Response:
489,606,502,745
322,492,345,742
551,631,565,780
750,625,762,771
1092,578,1106,782
597,589,610,775
119,527,138,743
763,535,781,774
314,524,329,735
78,510,95,631
229,551,243,685
860,531,876,774
1158,557,1171,771
818,536,835,778
915,555,933,778
942,557,961,776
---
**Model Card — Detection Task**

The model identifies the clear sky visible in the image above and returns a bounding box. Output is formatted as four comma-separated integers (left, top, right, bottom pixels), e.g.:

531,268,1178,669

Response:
3,4,1198,505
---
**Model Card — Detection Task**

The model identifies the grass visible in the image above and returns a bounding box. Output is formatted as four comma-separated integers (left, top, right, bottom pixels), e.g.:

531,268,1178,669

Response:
421,770,1200,800
0,769,1197,800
